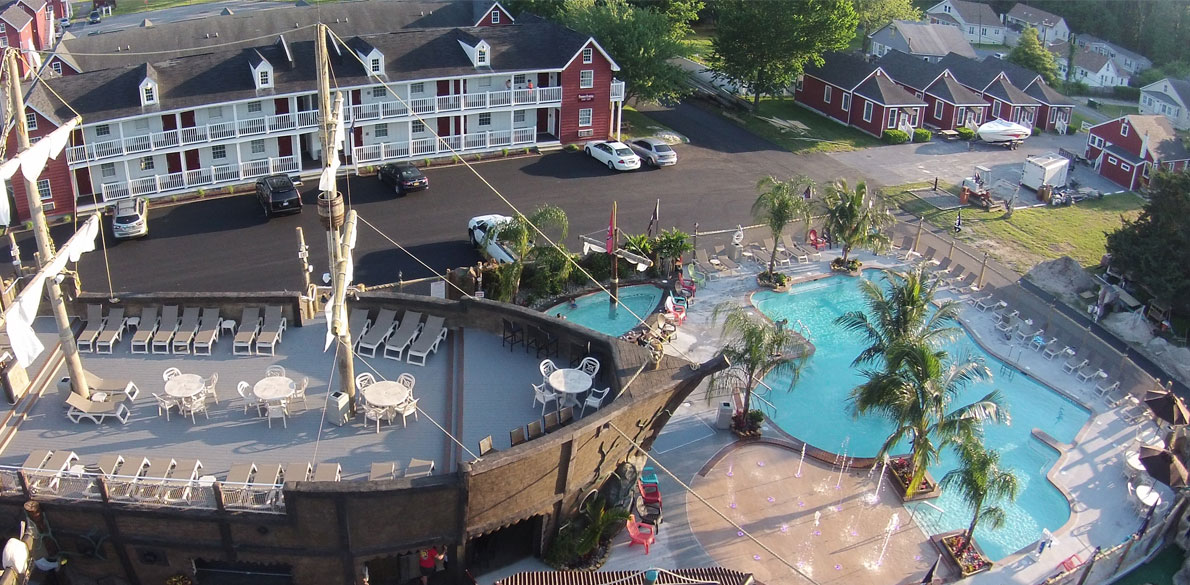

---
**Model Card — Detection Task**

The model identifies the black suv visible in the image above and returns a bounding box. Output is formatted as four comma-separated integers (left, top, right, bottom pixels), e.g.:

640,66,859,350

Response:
377,162,429,195
255,175,302,218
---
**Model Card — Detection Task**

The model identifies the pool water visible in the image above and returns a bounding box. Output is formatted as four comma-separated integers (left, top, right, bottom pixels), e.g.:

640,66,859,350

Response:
545,285,666,337
753,274,1090,561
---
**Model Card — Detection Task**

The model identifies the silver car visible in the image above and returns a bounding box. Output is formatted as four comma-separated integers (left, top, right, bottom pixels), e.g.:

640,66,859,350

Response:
628,137,678,167
111,198,148,239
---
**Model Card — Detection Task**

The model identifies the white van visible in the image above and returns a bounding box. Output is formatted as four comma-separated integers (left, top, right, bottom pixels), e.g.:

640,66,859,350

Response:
111,198,149,239
468,214,517,264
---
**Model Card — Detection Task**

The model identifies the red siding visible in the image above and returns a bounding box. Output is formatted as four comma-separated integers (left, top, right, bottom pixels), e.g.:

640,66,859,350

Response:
1097,154,1136,190
5,110,75,223
850,97,887,137
18,3,49,50
475,3,513,26
46,55,78,75
1086,118,1144,162
794,76,849,124
557,40,613,143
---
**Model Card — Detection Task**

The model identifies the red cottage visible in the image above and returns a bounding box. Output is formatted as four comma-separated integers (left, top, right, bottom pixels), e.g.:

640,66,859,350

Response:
938,53,1040,128
876,50,987,130
1085,114,1189,191
795,52,926,139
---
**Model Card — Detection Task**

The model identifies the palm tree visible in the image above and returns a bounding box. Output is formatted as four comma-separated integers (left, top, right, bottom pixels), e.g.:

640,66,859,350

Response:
752,176,813,277
835,266,962,370
484,204,568,302
941,437,1020,553
712,303,809,429
820,180,893,265
851,341,1008,498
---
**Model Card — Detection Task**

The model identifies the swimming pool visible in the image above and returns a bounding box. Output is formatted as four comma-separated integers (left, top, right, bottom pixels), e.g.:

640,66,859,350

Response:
545,285,666,337
753,274,1090,561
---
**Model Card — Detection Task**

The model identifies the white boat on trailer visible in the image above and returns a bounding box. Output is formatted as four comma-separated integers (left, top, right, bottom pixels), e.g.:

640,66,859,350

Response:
976,119,1031,144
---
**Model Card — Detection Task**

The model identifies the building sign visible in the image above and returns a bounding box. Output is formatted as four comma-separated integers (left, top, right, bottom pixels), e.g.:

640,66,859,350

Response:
578,94,595,102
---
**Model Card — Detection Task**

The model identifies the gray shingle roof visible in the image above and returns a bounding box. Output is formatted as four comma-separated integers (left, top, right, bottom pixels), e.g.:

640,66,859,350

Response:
1006,3,1063,28
946,0,1000,27
875,50,944,91
1104,143,1143,165
928,74,986,105
803,52,878,91
884,20,975,59
1168,78,1190,106
1,4,32,29
42,19,592,122
983,77,1038,105
938,52,1001,90
1126,114,1189,161
18,0,46,12
1024,79,1073,106
61,0,471,72
854,72,927,106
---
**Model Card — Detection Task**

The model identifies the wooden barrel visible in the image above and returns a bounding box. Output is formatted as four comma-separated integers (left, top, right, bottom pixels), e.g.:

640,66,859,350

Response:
317,191,344,230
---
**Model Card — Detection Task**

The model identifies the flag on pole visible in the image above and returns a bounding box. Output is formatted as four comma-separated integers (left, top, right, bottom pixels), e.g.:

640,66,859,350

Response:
953,210,962,233
646,199,659,237
606,202,617,253
920,554,940,584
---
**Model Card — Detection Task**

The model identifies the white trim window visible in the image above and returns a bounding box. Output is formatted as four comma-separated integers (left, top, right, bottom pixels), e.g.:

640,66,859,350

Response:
993,101,1001,117
259,70,270,86
412,120,426,134
863,101,873,122
36,179,51,201
25,112,36,130
212,144,226,159
1090,135,1105,149
477,48,487,66
251,139,265,154
411,82,424,94
100,163,115,177
887,108,898,129
578,108,593,127
824,85,832,104
1107,155,1118,165
514,110,525,123
96,124,110,137
934,100,944,119
142,85,156,104
1120,122,1129,137
375,123,388,138
580,70,594,89
478,112,491,126
370,58,381,74
841,93,851,112
491,9,499,24
50,61,61,75
1121,162,1131,172
372,87,387,98
140,156,154,171
583,48,593,64
247,101,262,113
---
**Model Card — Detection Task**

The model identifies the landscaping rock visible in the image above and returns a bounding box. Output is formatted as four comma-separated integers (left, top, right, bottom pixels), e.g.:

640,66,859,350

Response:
1025,256,1097,302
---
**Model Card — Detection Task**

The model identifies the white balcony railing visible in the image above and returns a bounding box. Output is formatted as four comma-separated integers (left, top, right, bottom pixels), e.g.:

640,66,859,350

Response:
98,155,299,201
66,112,321,165
353,127,538,164
344,86,565,124
611,80,625,101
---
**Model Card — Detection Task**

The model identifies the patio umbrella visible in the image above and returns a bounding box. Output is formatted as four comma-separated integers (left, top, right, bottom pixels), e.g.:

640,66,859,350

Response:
1138,445,1188,488
1144,385,1190,426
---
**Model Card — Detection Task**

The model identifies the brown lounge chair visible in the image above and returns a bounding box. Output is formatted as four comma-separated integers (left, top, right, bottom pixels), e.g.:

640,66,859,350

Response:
94,307,127,354
76,304,105,353
172,307,201,354
193,308,221,355
151,305,180,354
130,306,158,354
65,393,131,424
233,308,262,356
255,306,287,356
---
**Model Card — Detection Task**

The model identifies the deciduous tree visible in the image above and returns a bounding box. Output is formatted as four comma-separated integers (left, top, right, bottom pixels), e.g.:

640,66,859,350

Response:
1105,171,1190,310
560,0,692,104
1007,26,1059,85
710,0,857,110
852,0,920,53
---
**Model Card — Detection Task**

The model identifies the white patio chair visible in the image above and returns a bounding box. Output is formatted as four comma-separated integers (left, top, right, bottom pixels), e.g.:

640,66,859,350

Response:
162,367,181,382
581,387,611,417
396,398,419,427
203,372,219,404
290,377,309,411
266,403,287,428
153,393,179,421
363,404,389,433
265,365,285,378
532,383,558,415
539,359,558,385
181,396,209,423
397,373,416,393
237,381,259,415
356,373,376,389
578,356,600,378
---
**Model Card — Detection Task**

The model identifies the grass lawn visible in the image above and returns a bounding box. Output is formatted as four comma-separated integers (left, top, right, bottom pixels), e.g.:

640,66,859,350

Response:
95,0,297,17
722,97,882,154
1070,112,1095,132
683,25,714,65
1092,102,1139,120
883,185,1145,273
619,106,684,142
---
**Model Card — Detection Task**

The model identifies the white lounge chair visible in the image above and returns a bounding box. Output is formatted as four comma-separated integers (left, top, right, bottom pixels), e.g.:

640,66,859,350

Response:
233,308,262,356
407,315,447,366
151,305,180,354
65,393,131,424
255,306,287,356
357,309,397,358
193,308,221,355
130,306,158,354
1076,367,1106,384
1043,345,1073,361
383,311,423,361
94,308,127,354
172,307,200,354
82,369,139,401
780,236,809,264
1063,357,1088,375
76,304,105,353
349,308,372,348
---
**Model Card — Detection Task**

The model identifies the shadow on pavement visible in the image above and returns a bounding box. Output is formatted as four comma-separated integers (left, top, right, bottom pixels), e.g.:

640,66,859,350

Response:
517,151,619,179
354,241,480,284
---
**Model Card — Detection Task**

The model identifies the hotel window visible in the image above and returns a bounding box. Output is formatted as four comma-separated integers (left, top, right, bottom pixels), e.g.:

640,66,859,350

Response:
210,106,224,119
583,48,593,64
580,70,594,89
36,179,51,201
578,108,592,127
143,86,155,103
514,110,525,123
479,77,491,87
251,139,265,154
212,145,226,159
248,101,262,113
140,156,154,171
514,74,526,85
135,118,150,130
479,112,491,126
412,120,426,133
375,123,388,138
373,87,387,98
96,124,110,136
100,163,115,177
411,82,424,94
25,112,36,130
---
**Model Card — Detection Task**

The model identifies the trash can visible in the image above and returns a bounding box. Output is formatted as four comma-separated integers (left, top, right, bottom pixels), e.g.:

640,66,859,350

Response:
715,401,734,430
328,391,351,426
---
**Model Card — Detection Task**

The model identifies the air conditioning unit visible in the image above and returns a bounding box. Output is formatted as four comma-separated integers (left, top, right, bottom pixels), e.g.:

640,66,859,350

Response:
577,129,594,137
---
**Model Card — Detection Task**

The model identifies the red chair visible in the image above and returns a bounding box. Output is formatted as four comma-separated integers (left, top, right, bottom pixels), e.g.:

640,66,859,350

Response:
808,229,826,251
626,514,655,554
677,274,697,298
663,296,686,326
638,478,662,507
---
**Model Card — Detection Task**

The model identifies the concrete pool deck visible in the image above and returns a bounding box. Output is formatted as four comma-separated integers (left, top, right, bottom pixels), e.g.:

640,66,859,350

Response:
478,249,1164,585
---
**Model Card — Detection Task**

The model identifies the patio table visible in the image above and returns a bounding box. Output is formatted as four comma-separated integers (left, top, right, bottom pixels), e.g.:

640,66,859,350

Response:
254,376,296,403
363,380,410,408
548,368,592,407
1134,483,1162,509
1125,450,1145,476
165,374,205,399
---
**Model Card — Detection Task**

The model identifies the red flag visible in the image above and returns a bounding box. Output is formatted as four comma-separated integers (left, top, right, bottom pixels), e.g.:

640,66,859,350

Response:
606,202,616,253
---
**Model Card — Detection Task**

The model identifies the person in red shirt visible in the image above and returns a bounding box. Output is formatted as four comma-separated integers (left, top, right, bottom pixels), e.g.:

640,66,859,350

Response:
419,547,445,585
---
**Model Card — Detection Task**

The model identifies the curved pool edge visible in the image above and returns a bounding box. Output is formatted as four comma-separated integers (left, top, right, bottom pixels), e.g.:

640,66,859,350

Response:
748,271,1097,562
542,281,670,338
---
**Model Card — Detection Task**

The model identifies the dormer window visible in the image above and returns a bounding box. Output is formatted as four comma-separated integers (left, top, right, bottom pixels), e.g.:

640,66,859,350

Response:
139,79,158,106
143,86,155,102
491,10,499,24
259,70,270,86
370,58,381,74
477,48,487,66
251,51,274,89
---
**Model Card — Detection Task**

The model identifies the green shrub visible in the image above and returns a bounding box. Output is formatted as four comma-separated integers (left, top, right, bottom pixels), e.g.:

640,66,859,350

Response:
423,158,432,167
502,148,510,156
579,252,612,283
883,129,910,144
564,143,582,152
1032,126,1042,136
957,127,976,140
913,128,932,142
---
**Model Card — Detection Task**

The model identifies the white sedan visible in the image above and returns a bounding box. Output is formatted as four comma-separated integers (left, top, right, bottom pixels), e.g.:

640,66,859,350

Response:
584,141,641,171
